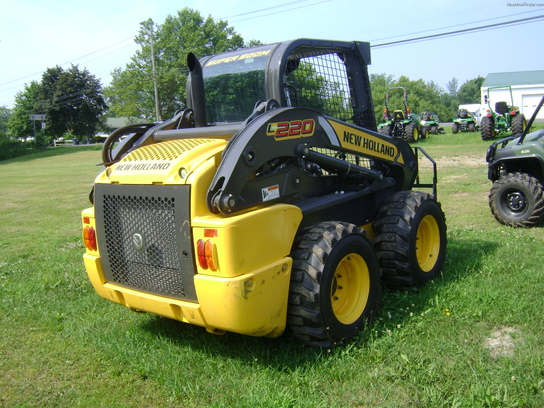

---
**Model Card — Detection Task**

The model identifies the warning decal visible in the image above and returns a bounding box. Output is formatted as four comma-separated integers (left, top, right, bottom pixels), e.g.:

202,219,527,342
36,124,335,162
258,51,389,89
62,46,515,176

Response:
262,185,280,202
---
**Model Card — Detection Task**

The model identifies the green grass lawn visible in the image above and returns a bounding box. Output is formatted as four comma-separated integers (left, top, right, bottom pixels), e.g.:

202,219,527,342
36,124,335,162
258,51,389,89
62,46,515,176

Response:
1,131,543,407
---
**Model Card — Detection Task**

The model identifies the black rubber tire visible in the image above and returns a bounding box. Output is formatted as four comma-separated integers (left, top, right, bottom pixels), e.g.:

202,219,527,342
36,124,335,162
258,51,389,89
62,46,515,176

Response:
288,222,381,348
452,123,459,134
481,116,495,140
431,125,438,134
373,191,447,287
511,114,526,137
489,172,544,227
404,123,419,143
379,124,391,136
421,126,429,139
468,122,475,132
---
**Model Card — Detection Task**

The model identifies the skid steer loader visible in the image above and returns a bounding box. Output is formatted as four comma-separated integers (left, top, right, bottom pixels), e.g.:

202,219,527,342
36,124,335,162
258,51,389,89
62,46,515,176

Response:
82,39,447,348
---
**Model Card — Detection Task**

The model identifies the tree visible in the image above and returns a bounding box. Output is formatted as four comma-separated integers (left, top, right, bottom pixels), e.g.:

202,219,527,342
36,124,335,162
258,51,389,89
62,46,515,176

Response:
370,73,396,122
446,77,459,97
0,106,11,140
105,8,246,121
34,65,107,139
370,74,453,121
7,81,42,140
458,76,485,104
368,73,489,122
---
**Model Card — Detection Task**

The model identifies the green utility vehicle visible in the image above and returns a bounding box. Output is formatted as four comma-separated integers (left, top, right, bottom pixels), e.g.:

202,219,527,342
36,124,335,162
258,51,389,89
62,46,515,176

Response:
378,86,422,142
481,86,526,140
452,109,477,133
420,111,443,138
486,95,544,227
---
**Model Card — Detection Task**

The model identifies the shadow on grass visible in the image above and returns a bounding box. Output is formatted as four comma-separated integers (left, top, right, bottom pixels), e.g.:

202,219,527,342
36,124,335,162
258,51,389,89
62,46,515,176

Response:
358,233,499,343
138,234,498,367
140,316,323,369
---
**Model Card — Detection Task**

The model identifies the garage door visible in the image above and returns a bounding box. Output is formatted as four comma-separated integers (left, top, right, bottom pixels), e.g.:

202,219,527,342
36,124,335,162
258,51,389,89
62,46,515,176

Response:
522,94,544,120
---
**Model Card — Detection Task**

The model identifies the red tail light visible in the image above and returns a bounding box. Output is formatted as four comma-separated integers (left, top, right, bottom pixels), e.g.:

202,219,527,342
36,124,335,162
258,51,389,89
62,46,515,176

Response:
197,240,207,269
197,239,218,271
83,226,97,251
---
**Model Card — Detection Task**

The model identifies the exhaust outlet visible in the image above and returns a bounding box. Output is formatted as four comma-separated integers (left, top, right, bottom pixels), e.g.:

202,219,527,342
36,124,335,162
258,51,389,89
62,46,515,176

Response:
187,52,207,128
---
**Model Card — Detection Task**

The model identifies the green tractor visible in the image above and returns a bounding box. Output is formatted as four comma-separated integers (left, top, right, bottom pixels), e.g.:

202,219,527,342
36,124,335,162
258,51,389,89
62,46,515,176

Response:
420,111,443,137
378,86,422,142
481,86,526,141
452,108,477,133
486,95,544,227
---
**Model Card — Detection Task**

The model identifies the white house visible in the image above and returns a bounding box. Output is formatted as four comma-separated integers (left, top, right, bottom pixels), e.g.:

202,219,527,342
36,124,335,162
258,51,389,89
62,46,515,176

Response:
481,70,544,121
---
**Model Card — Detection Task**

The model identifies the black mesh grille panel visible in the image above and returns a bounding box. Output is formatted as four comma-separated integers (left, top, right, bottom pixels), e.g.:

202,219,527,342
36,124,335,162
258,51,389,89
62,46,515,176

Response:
284,45,376,130
286,52,354,123
95,184,197,302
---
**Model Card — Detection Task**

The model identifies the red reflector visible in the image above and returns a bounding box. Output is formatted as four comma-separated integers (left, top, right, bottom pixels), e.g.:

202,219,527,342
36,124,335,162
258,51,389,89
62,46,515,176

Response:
197,239,207,269
204,229,218,238
83,216,90,224
83,226,97,251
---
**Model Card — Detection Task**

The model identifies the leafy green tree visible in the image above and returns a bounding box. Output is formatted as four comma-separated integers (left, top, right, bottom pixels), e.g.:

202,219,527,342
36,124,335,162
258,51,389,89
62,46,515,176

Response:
397,76,446,120
0,106,11,140
458,76,485,104
105,8,246,121
34,65,107,139
7,81,42,140
439,93,458,122
446,77,459,97
370,74,453,121
368,73,490,122
370,73,396,122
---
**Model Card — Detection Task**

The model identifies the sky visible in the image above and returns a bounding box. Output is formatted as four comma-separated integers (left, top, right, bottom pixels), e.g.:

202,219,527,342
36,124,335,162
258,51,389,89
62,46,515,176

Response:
1,0,543,109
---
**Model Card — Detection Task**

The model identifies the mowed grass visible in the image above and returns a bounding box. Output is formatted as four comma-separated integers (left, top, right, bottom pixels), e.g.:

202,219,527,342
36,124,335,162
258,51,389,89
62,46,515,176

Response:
1,129,543,407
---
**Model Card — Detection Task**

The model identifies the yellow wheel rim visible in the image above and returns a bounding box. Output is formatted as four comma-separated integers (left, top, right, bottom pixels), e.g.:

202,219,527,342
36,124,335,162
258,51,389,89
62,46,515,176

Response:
416,215,441,272
331,253,370,325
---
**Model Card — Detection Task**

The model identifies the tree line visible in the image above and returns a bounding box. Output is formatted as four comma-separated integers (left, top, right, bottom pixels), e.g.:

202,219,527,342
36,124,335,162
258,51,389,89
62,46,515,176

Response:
0,8,484,152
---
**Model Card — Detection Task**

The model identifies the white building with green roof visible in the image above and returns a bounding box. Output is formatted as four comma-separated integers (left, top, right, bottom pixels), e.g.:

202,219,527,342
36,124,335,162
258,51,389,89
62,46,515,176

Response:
481,70,544,120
